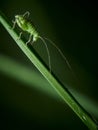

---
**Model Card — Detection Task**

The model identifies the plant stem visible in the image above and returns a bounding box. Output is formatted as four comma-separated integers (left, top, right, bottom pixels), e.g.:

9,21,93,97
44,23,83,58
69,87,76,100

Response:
0,12,97,130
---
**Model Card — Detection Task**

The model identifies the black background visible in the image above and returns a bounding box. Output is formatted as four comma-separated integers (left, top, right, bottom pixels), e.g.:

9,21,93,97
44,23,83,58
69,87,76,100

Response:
0,0,98,129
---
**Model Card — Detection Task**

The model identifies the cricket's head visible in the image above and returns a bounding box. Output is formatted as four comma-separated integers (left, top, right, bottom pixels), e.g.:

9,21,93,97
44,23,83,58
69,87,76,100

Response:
15,15,26,30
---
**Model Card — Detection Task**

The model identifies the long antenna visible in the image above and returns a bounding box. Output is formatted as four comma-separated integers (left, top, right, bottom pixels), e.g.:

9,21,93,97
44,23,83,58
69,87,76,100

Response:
44,38,72,70
23,11,30,18
38,36,51,72
44,37,76,77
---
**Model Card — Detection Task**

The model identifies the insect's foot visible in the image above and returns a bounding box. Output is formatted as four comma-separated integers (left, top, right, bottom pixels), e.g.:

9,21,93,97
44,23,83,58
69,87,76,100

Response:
16,37,20,41
16,37,21,41
26,41,30,45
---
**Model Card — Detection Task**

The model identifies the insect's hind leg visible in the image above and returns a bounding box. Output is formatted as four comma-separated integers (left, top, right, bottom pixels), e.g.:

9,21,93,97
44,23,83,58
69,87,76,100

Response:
26,33,32,45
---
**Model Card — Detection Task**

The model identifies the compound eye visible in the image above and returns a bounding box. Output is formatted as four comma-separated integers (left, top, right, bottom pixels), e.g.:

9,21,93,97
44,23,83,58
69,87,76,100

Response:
15,15,18,18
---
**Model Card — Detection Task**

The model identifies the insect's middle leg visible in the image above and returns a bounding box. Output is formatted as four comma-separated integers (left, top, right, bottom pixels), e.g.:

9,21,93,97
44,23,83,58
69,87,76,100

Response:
12,20,17,29
16,32,23,41
26,34,32,45
18,32,23,39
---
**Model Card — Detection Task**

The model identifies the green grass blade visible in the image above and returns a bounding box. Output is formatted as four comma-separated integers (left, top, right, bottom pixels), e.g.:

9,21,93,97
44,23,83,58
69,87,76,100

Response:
0,55,98,118
0,12,97,130
0,55,60,99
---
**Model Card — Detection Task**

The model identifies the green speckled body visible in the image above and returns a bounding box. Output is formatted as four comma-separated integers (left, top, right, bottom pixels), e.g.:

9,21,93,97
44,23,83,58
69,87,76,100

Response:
15,15,39,42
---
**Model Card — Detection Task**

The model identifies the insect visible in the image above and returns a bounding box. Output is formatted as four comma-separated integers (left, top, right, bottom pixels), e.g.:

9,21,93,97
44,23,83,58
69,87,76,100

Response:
12,11,73,73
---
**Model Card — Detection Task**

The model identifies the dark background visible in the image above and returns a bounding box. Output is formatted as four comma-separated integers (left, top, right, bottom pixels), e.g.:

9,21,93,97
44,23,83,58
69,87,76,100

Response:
0,0,98,129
